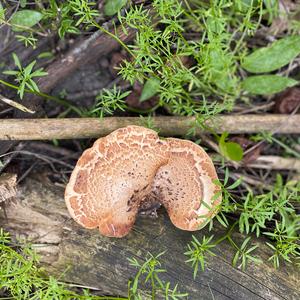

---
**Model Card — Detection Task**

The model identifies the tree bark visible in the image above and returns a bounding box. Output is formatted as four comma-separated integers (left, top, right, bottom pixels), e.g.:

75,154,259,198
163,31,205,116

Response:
0,114,300,140
0,178,299,299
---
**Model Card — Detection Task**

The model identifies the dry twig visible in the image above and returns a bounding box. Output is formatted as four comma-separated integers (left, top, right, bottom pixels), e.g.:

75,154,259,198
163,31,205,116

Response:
0,114,299,140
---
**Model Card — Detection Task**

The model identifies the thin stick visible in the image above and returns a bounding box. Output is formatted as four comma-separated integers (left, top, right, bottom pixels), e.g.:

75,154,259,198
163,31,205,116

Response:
0,114,299,140
247,156,300,171
0,94,35,114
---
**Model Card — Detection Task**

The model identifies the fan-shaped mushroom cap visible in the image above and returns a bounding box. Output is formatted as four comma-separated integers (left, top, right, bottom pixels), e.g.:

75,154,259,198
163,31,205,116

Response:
65,126,170,237
151,138,221,231
65,126,221,237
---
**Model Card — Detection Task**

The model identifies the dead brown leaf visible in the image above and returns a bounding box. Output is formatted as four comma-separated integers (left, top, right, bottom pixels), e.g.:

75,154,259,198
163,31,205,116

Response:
274,87,300,114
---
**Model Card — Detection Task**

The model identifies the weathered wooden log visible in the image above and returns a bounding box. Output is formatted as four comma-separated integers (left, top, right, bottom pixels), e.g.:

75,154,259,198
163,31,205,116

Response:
1,114,300,140
0,178,299,299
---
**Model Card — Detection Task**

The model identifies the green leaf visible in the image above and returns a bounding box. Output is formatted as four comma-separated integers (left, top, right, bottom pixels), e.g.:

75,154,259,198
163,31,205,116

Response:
37,52,54,59
219,132,244,161
216,214,228,228
20,0,27,8
24,60,36,76
242,75,298,95
0,2,5,22
224,142,244,161
12,53,22,70
241,237,251,250
242,36,300,73
140,77,160,102
11,10,43,32
104,0,127,16
3,70,18,75
227,178,242,190
232,251,240,267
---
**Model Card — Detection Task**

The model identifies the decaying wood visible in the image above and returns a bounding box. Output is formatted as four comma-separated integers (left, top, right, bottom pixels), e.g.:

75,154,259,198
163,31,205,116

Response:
0,173,17,203
0,94,35,114
0,178,299,299
0,114,300,140
247,155,300,171
15,24,135,118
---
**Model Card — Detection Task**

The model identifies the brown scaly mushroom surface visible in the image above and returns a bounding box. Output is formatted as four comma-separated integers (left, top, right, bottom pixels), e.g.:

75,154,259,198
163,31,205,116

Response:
65,126,221,237
151,138,221,231
65,126,170,237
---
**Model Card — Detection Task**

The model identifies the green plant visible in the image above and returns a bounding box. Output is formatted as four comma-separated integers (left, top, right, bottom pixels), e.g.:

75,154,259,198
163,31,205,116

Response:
3,53,47,99
232,236,262,270
265,221,300,268
184,235,216,278
185,170,299,277
43,0,80,38
115,0,265,118
218,132,244,161
0,228,127,299
128,252,188,299
86,85,129,118
38,0,99,38
138,115,160,133
251,132,300,158
0,0,289,119
241,35,300,95
184,222,261,275
16,33,38,49
1,229,188,299
210,168,241,229
0,2,5,21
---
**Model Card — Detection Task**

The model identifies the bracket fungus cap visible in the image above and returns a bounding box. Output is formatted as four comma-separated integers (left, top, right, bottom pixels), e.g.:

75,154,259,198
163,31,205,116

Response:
65,126,221,237
65,126,170,237
151,138,221,231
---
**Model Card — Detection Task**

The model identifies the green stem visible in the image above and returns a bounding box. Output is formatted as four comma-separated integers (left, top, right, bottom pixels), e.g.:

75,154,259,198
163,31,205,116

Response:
227,236,240,251
214,220,238,245
151,275,156,300
271,137,300,159
0,79,83,116
91,20,135,58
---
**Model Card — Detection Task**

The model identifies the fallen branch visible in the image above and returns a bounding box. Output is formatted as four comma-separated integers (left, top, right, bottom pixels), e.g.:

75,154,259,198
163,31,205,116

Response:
0,114,299,140
247,155,300,171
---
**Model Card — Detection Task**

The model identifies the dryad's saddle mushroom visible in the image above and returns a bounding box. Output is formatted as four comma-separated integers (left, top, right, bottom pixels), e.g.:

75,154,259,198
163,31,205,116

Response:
65,126,221,237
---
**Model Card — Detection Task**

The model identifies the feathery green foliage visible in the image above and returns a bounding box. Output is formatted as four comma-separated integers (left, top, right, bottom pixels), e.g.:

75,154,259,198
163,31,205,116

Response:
3,53,47,99
185,172,300,276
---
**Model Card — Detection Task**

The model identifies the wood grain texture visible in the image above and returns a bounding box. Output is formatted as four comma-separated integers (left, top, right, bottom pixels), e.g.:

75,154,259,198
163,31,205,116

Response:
0,178,299,299
0,114,300,140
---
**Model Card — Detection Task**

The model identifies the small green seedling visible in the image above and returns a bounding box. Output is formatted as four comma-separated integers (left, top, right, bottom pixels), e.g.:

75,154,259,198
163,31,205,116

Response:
3,53,47,99
218,132,244,161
